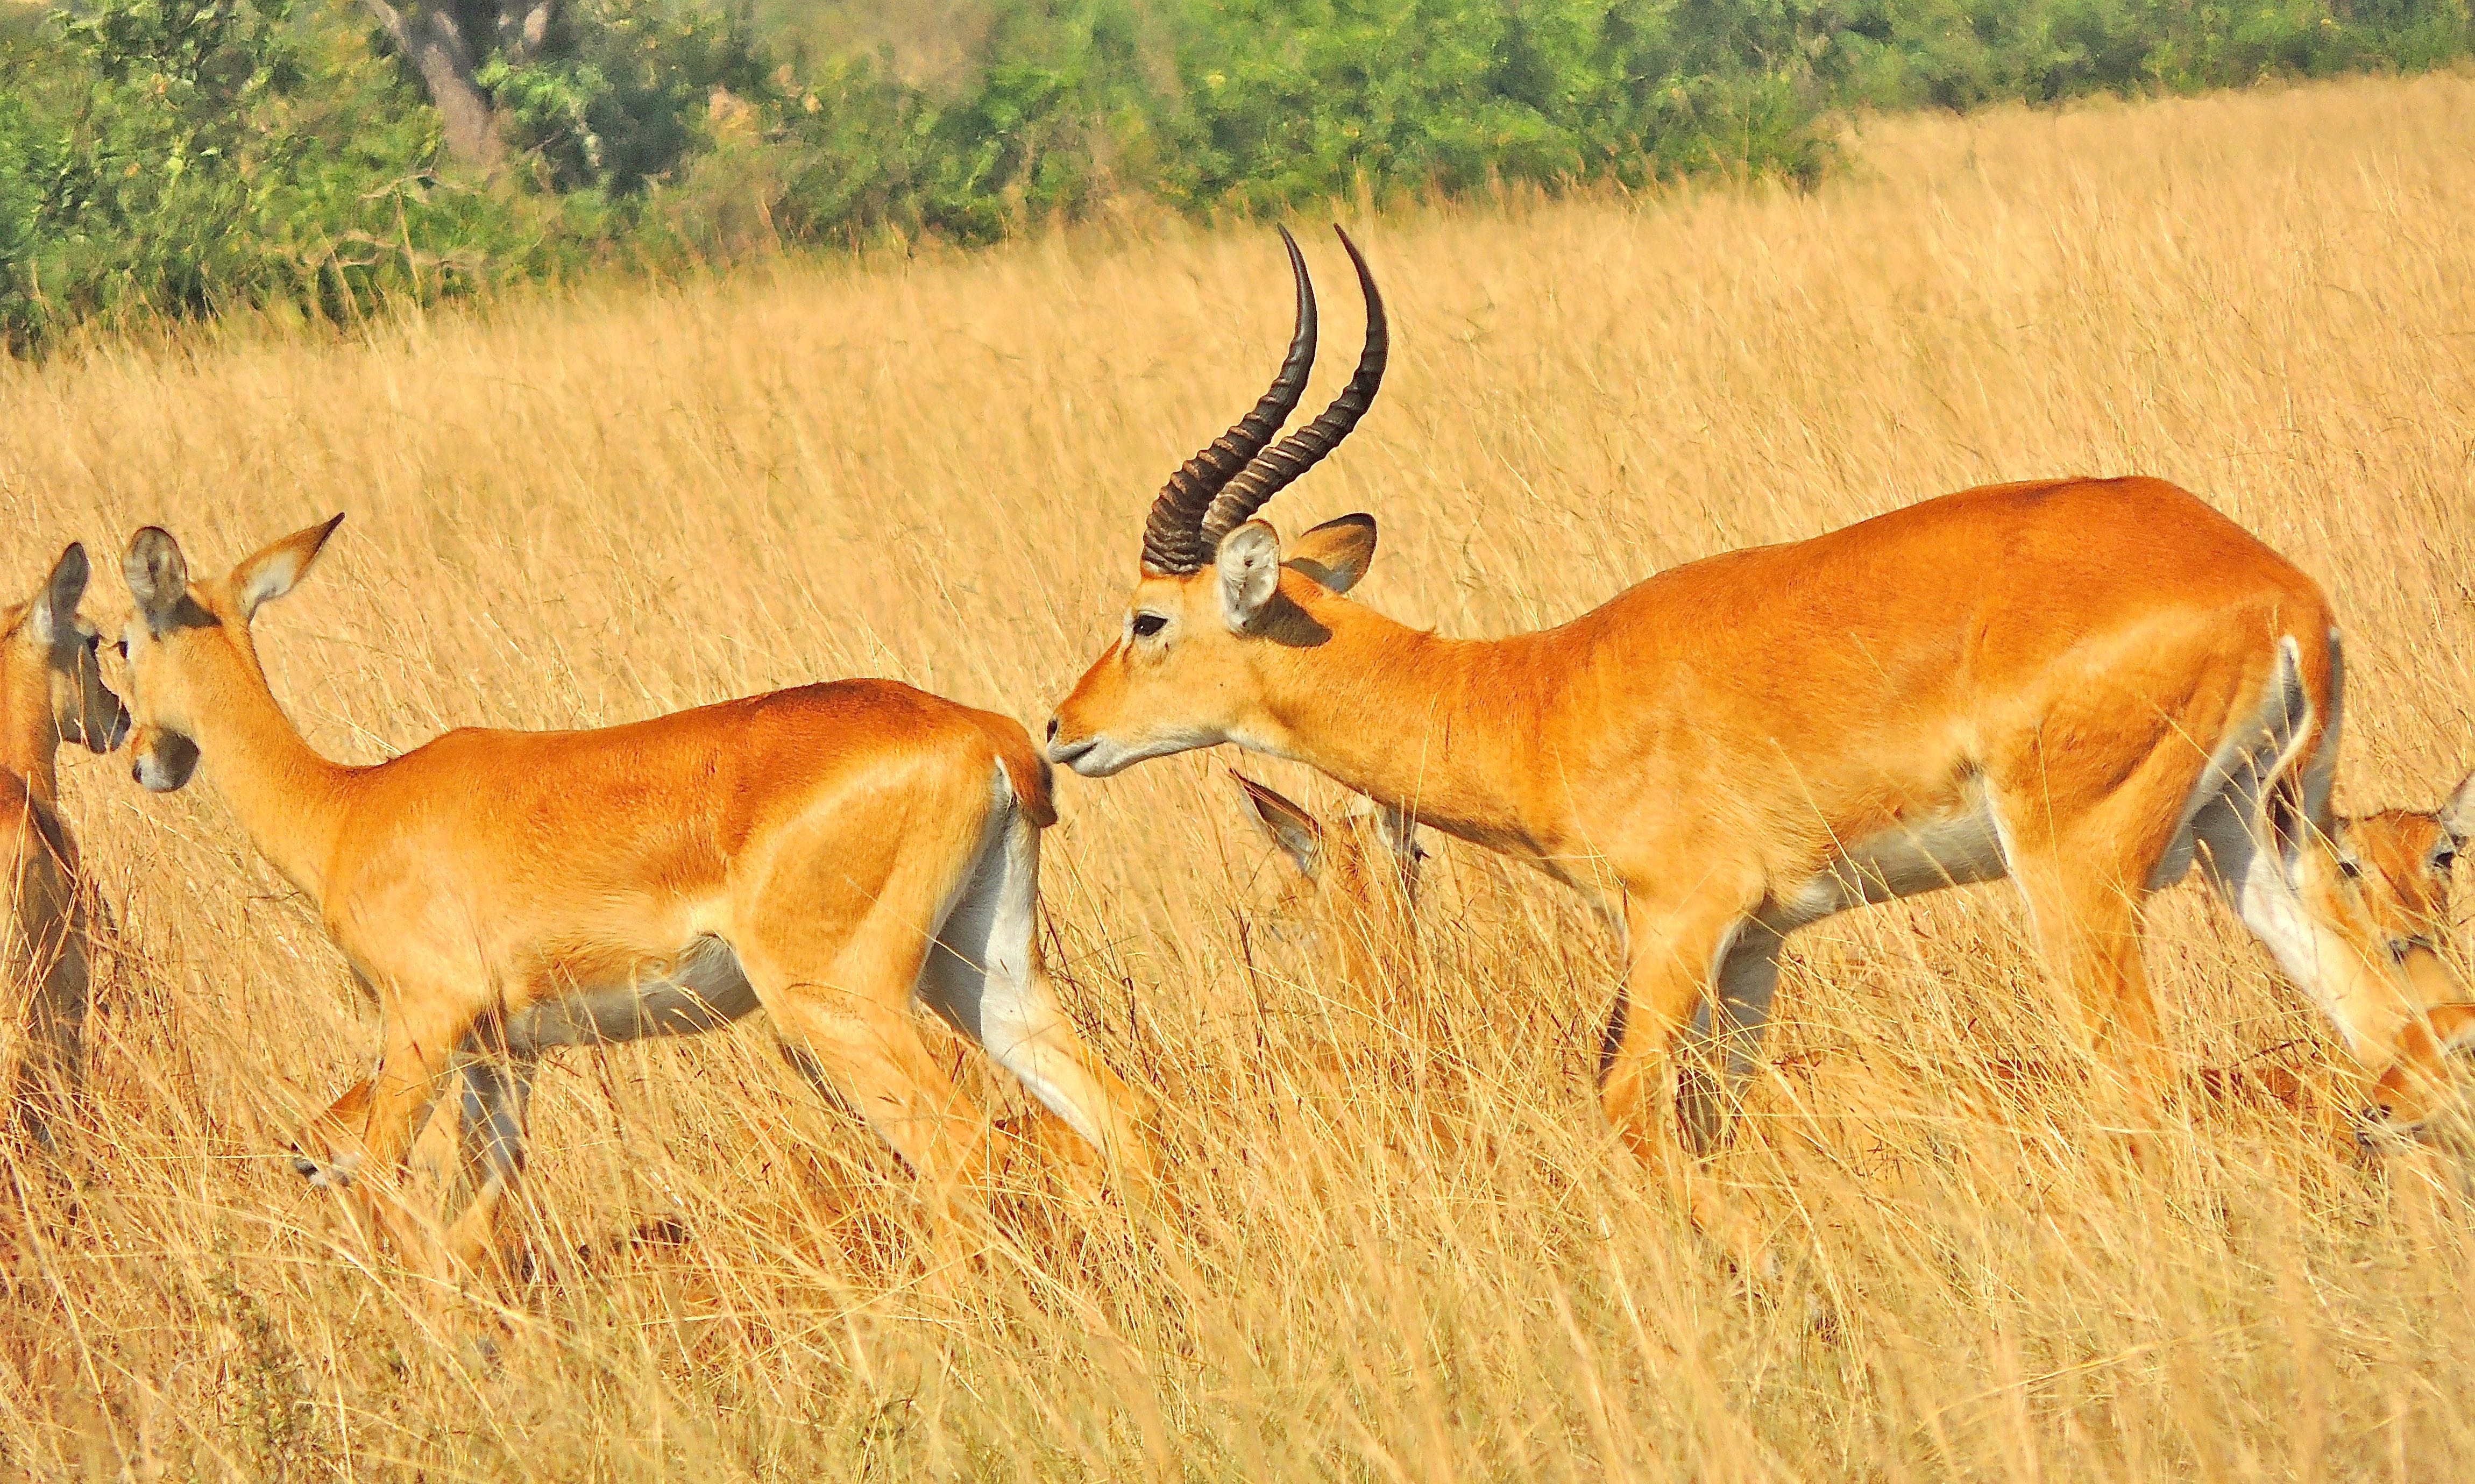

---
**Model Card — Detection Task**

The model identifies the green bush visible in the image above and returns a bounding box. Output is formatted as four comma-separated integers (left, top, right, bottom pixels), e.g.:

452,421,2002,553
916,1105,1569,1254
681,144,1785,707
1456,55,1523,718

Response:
1819,0,2474,108
483,0,773,195
1158,0,1829,210
0,0,587,349
761,2,1165,246
3,0,2470,351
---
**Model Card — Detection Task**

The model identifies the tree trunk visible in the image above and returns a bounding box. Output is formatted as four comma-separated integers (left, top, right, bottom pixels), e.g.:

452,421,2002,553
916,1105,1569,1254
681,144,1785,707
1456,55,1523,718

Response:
359,0,503,172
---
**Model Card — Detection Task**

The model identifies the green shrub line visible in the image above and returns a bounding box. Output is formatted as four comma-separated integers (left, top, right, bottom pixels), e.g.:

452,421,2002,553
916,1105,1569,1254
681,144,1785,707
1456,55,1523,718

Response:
3,0,2470,352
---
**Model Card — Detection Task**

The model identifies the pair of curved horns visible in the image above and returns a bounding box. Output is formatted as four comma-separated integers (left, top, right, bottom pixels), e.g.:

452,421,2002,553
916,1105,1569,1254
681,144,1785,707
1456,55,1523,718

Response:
1139,225,1389,577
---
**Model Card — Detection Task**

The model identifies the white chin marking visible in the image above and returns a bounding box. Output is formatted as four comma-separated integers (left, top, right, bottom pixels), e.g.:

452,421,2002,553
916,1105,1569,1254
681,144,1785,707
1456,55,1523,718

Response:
1067,748,1133,778
1066,729,1223,777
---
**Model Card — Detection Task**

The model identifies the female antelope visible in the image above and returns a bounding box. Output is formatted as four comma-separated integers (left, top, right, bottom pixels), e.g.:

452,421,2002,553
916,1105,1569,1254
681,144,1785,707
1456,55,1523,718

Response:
117,519,1152,1269
1046,226,2459,1182
3,544,129,1149
2338,772,2473,1123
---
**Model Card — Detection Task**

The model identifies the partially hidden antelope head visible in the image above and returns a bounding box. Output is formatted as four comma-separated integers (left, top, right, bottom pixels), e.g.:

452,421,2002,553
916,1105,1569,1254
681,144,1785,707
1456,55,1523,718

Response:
2333,772,2474,1130
1048,226,2455,1194
1232,771,1422,1007
5,545,128,787
2344,772,2470,967
2,543,127,1148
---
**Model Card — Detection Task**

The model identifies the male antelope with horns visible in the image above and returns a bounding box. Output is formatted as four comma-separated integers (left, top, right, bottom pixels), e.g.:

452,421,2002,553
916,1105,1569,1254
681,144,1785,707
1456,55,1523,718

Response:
1046,225,2468,1182
117,519,1153,1270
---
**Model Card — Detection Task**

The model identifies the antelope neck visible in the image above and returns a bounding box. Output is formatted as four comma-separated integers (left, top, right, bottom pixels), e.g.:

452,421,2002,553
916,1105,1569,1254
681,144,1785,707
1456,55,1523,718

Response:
1251,591,1569,858
185,634,356,900
0,641,61,803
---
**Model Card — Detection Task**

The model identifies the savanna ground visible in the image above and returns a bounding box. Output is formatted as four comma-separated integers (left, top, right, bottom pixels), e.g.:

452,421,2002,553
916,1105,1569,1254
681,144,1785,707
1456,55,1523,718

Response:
2,71,2473,1481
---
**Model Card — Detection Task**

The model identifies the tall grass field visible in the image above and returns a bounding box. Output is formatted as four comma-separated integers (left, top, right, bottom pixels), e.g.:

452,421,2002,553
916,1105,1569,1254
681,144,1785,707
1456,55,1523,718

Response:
2,72,2472,1480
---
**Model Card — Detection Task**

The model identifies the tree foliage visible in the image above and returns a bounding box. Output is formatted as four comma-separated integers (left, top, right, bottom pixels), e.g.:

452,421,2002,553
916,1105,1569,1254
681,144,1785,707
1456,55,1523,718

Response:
2,0,2469,350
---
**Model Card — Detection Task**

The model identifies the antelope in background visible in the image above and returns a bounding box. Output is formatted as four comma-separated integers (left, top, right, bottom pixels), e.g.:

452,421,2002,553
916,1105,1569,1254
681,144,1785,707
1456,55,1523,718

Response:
2160,775,2473,1126
1045,225,2467,1197
116,517,1153,1273
2,545,129,1152
2344,772,2469,967
2340,772,2472,1124
1232,771,1422,1013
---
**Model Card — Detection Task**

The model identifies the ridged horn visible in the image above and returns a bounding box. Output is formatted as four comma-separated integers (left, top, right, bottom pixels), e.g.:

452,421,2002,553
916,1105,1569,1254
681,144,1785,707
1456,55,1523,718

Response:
1200,225,1388,552
1139,228,1318,576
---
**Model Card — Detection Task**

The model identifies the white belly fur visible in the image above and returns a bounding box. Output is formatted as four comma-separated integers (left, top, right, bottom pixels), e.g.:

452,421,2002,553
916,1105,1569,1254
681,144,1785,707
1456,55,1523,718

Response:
503,935,760,1053
1762,797,2011,933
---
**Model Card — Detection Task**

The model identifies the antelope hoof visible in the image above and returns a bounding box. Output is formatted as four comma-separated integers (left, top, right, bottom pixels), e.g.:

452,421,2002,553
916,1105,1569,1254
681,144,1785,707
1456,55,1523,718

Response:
2353,1105,2416,1156
291,1149,360,1188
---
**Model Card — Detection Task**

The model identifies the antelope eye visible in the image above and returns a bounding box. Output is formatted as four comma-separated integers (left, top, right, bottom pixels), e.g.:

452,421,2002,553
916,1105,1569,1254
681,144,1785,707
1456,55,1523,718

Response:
2437,849,2457,874
2339,857,2362,881
1131,613,1168,640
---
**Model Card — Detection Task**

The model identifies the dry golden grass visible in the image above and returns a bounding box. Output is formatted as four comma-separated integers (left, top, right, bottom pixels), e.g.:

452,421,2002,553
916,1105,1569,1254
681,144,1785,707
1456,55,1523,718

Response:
2,70,2473,1480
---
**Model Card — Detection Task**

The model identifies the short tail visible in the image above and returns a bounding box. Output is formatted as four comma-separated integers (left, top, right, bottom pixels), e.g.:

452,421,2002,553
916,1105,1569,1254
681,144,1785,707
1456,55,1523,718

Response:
976,714,1057,829
2293,627,2343,839
2261,627,2343,864
2157,626,2341,892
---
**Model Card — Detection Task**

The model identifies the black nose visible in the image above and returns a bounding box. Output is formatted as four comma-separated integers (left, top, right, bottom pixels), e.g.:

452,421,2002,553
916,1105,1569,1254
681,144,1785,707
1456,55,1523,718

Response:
1045,716,1059,742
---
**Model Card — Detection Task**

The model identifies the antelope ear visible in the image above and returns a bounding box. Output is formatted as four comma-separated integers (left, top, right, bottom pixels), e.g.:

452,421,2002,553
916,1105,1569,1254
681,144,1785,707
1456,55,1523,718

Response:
124,528,191,634
2442,769,2475,844
1285,513,1377,594
28,543,88,647
1217,520,1282,631
1234,772,1322,879
231,513,345,620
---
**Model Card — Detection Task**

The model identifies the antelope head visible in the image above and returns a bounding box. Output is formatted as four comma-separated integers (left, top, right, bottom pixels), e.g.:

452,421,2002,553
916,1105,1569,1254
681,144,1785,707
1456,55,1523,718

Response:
1236,770,1422,915
2327,774,2475,1131
1233,771,1424,1009
119,516,344,793
1046,226,1389,778
2342,772,2470,964
2,544,130,782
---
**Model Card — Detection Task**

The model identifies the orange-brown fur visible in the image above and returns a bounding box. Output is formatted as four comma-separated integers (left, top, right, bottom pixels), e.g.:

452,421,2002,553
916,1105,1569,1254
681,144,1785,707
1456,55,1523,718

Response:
118,519,1150,1272
1232,772,1421,1015
2342,775,2473,1125
2345,779,2468,955
0,546,127,1151
1054,474,2451,1178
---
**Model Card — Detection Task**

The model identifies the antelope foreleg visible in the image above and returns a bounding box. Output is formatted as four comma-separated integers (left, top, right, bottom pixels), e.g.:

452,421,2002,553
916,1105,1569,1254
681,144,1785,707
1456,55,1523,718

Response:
290,997,466,1262
1599,892,1757,1186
